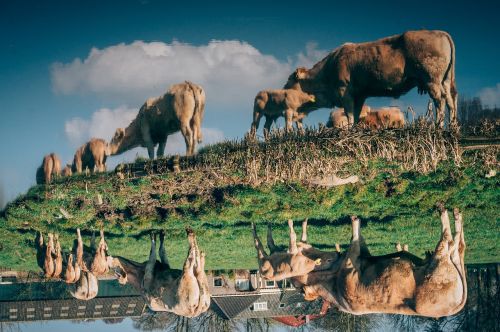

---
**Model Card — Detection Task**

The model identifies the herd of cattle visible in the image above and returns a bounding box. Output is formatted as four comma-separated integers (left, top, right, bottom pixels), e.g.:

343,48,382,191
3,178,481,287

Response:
36,29,457,184
33,30,466,319
36,204,466,318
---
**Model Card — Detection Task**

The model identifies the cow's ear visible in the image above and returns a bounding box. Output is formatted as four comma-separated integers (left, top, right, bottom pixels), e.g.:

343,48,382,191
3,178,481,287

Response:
114,128,125,140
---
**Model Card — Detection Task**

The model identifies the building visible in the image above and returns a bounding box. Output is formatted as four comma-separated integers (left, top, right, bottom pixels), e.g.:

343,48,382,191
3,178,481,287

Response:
207,269,326,320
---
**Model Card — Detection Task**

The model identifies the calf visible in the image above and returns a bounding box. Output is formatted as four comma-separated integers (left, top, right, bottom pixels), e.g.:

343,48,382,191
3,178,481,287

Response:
250,89,315,138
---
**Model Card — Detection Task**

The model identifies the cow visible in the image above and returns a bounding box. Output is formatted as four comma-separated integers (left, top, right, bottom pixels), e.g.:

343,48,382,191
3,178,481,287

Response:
109,81,206,158
297,206,467,318
109,229,210,317
252,219,339,281
36,153,62,184
326,106,371,129
72,138,110,174
359,107,405,129
250,89,315,138
284,30,457,129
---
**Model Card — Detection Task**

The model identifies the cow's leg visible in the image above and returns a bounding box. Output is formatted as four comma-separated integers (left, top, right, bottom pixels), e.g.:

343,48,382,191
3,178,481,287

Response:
434,204,453,257
285,109,294,133
451,208,465,265
143,232,157,291
353,97,366,126
263,116,273,139
252,223,268,261
342,94,355,127
301,218,308,243
443,76,458,130
158,230,170,268
184,228,197,274
180,123,194,156
266,223,279,254
156,138,167,158
288,219,298,255
428,83,446,129
140,122,155,159
251,109,263,138
344,216,361,269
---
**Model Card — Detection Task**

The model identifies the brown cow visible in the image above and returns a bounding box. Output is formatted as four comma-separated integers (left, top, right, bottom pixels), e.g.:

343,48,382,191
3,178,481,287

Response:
109,229,210,317
252,219,339,281
359,107,405,129
326,106,371,129
109,81,206,158
72,138,110,174
36,153,62,184
284,30,457,129
298,206,466,318
250,89,315,138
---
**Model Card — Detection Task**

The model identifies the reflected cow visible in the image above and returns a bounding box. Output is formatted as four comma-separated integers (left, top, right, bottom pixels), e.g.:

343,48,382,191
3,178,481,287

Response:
296,206,467,318
110,228,210,317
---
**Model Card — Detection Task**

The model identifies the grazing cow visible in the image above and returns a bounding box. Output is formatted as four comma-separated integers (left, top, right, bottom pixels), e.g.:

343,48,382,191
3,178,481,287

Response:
359,107,405,129
252,219,339,281
326,106,371,129
109,229,210,317
109,81,206,158
250,89,316,138
298,206,466,318
73,138,110,174
284,30,457,129
36,153,62,184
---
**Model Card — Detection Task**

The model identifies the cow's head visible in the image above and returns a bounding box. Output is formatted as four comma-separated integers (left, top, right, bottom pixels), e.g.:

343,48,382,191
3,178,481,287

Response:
284,67,309,89
111,128,125,144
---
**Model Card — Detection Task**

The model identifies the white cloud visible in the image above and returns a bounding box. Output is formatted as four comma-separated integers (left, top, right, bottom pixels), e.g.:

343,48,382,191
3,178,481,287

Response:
479,83,500,108
51,40,296,107
65,106,136,146
295,42,329,68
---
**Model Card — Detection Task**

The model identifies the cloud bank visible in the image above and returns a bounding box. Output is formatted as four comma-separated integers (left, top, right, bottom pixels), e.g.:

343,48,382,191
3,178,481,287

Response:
479,83,500,108
51,40,318,107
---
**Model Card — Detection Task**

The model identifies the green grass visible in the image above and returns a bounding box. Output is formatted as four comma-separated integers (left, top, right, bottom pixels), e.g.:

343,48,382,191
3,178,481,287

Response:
0,154,498,272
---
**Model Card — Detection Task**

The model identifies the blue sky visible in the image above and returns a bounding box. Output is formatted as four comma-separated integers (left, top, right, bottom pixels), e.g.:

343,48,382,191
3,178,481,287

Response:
1,0,499,207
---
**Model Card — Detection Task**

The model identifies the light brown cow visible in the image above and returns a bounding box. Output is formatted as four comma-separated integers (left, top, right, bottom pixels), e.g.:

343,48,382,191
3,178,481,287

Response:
73,138,110,174
250,89,315,138
252,220,339,281
359,107,405,129
35,232,63,278
284,30,457,129
36,153,62,184
298,206,466,318
109,81,206,158
109,229,210,317
90,229,110,276
326,106,371,129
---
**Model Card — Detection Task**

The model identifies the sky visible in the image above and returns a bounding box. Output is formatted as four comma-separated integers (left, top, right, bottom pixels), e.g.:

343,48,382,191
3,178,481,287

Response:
1,0,500,207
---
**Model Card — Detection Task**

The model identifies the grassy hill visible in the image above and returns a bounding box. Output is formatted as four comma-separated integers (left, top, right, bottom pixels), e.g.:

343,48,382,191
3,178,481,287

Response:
1,124,499,271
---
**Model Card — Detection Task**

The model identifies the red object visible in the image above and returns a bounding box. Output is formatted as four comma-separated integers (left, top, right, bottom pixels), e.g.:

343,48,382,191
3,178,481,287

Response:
272,301,330,327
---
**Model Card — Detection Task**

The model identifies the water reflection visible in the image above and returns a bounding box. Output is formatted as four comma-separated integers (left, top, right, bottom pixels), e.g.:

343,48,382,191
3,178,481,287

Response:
0,264,498,331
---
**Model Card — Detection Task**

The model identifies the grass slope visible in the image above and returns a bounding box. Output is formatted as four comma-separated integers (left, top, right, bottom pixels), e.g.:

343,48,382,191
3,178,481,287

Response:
0,128,498,271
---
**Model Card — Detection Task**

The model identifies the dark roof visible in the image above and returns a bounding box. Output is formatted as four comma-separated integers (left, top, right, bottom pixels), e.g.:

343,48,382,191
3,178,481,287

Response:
0,279,145,322
211,289,323,319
